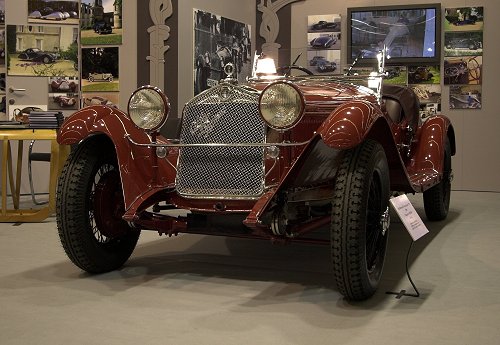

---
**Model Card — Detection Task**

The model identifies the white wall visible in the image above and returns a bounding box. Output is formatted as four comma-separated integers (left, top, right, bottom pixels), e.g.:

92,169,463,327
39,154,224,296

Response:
177,0,256,112
290,0,500,192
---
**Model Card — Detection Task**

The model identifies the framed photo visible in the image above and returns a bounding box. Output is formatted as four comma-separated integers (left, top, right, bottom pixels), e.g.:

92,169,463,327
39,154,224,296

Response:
28,0,80,25
80,0,122,45
81,47,119,92
7,25,78,77
449,85,481,109
444,56,482,85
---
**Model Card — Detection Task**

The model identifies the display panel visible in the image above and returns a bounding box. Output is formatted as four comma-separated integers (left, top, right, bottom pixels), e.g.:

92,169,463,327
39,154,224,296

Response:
347,4,441,65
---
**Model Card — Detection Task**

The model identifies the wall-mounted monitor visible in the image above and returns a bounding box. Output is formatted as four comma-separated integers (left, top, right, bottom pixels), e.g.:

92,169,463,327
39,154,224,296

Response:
347,4,441,66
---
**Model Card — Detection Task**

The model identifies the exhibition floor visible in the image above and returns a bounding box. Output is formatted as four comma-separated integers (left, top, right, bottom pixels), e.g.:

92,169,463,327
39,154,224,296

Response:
0,191,499,344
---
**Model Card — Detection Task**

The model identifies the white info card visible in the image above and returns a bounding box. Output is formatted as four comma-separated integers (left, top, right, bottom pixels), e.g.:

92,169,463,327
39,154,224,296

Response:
390,194,429,241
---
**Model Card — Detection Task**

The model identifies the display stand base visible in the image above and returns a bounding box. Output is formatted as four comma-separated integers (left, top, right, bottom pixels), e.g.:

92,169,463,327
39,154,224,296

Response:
386,240,421,299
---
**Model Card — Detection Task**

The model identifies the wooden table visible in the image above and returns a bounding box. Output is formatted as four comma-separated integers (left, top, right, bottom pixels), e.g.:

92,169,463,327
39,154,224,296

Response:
1,128,69,222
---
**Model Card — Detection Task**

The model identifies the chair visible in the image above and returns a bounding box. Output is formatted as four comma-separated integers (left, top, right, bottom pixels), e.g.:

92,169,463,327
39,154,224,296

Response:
28,140,51,205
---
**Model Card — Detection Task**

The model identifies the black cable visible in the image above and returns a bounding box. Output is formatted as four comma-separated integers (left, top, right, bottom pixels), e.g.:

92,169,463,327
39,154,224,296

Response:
386,238,420,298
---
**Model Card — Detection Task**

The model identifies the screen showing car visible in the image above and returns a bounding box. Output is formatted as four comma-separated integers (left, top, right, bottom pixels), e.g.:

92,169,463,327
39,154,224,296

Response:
347,4,441,65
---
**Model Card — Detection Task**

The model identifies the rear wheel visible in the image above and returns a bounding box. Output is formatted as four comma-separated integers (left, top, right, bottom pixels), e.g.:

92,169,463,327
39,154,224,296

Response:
56,137,140,273
42,56,51,64
331,140,390,300
424,138,452,221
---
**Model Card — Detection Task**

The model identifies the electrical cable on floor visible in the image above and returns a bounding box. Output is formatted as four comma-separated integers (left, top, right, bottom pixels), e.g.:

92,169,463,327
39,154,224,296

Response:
386,239,420,299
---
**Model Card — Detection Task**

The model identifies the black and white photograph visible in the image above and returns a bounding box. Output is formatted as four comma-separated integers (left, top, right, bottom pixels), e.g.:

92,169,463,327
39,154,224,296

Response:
410,84,442,119
28,0,80,25
193,9,252,95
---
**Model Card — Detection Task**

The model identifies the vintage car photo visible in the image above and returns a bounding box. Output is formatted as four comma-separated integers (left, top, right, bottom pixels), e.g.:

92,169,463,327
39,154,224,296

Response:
28,0,80,25
407,65,440,84
444,56,482,85
18,48,57,64
56,52,455,301
383,66,408,85
309,33,339,49
311,20,339,31
308,14,341,33
444,7,483,31
81,47,119,91
49,93,78,110
49,77,78,93
449,85,482,109
444,32,483,57
7,25,78,77
88,72,113,82
80,0,122,45
93,21,113,35
82,92,119,108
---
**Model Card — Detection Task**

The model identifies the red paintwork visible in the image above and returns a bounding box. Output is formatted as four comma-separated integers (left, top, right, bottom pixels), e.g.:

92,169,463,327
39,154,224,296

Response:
58,78,454,240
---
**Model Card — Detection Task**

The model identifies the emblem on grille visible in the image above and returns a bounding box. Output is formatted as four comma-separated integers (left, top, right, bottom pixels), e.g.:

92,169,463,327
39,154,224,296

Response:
190,106,226,138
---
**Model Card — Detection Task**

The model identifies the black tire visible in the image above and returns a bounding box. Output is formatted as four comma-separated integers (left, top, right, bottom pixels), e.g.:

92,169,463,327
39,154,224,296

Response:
42,56,51,64
56,137,140,273
88,76,94,82
423,138,452,221
331,140,390,300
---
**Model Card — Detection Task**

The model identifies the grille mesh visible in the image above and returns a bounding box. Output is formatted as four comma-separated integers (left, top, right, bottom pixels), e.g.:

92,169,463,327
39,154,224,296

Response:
176,84,266,198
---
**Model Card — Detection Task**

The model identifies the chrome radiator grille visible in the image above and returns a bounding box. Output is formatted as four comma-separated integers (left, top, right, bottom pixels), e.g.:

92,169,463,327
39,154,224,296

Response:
176,84,266,199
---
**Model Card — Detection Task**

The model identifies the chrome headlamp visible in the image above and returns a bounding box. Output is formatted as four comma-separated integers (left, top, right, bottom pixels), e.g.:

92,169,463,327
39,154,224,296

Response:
128,86,170,132
259,82,305,130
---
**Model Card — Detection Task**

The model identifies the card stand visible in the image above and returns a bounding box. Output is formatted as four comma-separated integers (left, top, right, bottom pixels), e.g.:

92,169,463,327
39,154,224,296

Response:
386,239,420,299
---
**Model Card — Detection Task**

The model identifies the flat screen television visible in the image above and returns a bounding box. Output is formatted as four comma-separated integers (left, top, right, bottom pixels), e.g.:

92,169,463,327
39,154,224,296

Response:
347,4,441,66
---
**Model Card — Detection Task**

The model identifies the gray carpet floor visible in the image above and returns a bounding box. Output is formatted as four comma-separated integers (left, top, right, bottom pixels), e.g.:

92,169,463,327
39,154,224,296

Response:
1,191,499,344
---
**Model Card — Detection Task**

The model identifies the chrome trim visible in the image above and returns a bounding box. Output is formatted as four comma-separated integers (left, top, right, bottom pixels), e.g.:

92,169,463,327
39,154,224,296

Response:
125,134,310,148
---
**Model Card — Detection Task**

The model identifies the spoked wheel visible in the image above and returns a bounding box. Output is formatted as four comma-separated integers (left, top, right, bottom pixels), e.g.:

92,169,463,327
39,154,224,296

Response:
423,138,452,221
331,140,390,300
56,137,140,273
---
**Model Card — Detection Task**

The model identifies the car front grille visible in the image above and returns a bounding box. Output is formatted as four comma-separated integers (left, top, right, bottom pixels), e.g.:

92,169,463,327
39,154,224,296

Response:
176,83,266,199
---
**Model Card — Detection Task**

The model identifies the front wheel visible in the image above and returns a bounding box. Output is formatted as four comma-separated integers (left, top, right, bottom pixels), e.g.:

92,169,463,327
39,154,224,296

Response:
423,138,452,221
331,140,390,300
56,137,140,273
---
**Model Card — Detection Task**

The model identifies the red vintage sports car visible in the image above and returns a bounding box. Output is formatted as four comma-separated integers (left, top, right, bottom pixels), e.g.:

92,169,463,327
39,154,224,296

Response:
56,53,455,301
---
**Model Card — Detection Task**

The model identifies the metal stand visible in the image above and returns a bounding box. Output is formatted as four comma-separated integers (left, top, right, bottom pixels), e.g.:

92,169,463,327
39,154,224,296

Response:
386,239,420,298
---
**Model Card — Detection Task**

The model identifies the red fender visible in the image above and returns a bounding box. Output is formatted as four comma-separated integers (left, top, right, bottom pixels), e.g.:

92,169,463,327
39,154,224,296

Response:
317,100,386,149
407,116,455,191
57,105,177,214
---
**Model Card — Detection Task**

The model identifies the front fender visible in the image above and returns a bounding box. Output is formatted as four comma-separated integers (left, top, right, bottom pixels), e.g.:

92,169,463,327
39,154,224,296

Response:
408,115,455,191
317,100,384,149
58,105,177,212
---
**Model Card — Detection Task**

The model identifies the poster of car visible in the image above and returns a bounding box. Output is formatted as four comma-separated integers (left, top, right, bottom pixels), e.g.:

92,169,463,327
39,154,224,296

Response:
444,7,483,32
0,27,4,66
193,9,252,95
6,25,78,77
28,0,80,25
307,14,341,75
48,92,78,110
0,0,4,25
411,84,442,120
407,65,440,84
307,50,340,74
383,66,407,85
444,56,482,85
81,47,119,92
444,31,483,57
80,0,122,45
81,92,119,108
449,85,481,109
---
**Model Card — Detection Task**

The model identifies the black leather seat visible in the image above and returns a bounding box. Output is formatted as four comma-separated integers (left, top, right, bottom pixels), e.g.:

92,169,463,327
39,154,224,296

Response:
384,98,403,123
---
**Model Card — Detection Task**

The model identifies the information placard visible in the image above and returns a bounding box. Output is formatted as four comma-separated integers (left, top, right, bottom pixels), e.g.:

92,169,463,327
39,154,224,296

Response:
390,194,429,241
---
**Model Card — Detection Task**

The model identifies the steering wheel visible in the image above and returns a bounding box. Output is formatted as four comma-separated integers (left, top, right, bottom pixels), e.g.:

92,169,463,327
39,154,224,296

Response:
467,57,481,82
277,65,314,76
